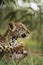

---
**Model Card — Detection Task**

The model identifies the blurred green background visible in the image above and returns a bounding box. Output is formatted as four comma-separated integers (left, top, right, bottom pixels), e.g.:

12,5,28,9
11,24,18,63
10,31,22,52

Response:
0,0,43,65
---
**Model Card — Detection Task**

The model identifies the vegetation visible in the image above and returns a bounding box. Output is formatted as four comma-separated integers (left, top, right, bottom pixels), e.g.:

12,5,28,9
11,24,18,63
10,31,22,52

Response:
0,54,43,65
0,0,43,65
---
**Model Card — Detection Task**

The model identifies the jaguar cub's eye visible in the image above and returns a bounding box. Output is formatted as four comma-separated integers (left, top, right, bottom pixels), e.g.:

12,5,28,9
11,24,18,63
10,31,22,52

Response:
21,33,26,38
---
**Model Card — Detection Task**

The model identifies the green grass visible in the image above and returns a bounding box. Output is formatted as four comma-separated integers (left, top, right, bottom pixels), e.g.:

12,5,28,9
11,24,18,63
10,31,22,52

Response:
0,54,43,65
17,38,41,52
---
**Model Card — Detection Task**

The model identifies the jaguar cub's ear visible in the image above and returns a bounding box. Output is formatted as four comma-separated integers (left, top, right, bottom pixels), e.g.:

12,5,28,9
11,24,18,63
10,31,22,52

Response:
8,23,14,30
8,22,16,32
